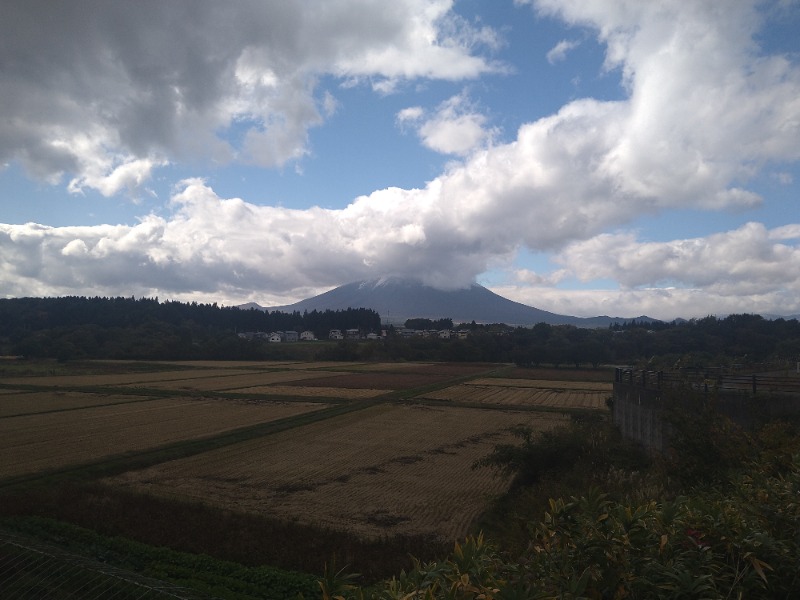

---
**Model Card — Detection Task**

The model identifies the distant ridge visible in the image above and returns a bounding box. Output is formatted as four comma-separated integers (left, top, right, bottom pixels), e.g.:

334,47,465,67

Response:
250,278,658,328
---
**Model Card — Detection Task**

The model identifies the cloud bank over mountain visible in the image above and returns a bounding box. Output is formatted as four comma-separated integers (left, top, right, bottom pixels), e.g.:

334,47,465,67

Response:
0,0,798,320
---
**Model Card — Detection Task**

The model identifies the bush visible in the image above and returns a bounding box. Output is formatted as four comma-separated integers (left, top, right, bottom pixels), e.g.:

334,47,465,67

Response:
331,450,800,598
472,420,649,489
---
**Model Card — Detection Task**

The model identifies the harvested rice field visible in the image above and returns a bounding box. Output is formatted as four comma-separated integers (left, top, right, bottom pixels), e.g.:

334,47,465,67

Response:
0,396,327,479
107,403,570,540
1,359,612,544
0,391,150,418
229,385,391,399
136,369,340,392
0,368,257,388
419,383,609,409
470,378,612,391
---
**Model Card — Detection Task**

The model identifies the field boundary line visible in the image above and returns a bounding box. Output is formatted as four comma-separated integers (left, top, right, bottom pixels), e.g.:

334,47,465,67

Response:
0,398,382,491
0,382,347,404
382,365,512,402
0,394,171,420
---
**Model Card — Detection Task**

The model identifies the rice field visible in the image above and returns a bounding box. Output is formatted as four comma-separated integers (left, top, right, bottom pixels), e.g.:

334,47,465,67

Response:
1,359,611,542
0,368,257,388
108,403,570,540
0,396,327,479
229,385,391,399
416,377,612,409
0,391,152,418
470,378,613,391
419,384,609,409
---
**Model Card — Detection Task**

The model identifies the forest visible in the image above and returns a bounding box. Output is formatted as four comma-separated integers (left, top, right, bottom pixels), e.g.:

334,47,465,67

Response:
2,296,800,367
0,296,380,361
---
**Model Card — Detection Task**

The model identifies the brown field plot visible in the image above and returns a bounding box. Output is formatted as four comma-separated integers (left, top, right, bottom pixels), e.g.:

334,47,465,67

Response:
107,404,569,540
3,360,612,544
230,385,391,399
0,396,327,480
418,378,611,410
0,368,257,389
0,391,149,418
137,369,341,392
501,367,614,382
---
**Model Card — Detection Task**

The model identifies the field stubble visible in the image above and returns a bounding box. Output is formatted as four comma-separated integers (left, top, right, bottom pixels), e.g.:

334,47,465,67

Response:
107,403,569,540
0,396,327,479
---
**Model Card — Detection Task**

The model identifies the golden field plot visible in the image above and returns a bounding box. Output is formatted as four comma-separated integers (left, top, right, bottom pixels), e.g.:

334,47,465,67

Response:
0,368,257,389
501,367,614,382
0,391,150,418
107,404,569,541
276,361,371,370
230,385,390,399
351,362,434,371
0,397,326,480
471,378,612,391
147,360,304,369
419,378,611,410
141,369,340,392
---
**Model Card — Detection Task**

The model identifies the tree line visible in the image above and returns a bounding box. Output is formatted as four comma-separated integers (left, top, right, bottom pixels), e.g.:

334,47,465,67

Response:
0,296,380,361
1,295,798,366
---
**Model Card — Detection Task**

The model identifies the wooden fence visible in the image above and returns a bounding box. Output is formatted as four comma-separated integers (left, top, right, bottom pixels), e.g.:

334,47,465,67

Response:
612,367,800,452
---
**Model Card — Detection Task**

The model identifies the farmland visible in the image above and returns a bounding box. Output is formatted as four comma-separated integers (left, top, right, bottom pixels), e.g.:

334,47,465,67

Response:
0,359,611,576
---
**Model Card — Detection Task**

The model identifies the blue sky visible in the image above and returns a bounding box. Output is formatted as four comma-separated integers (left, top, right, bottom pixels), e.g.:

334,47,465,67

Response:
1,0,799,320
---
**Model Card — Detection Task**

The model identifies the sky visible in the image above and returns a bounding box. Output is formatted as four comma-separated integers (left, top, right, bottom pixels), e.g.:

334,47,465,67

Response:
1,0,799,321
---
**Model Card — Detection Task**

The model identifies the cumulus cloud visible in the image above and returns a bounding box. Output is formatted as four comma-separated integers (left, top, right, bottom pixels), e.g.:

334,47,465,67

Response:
1,0,799,319
546,39,580,64
555,223,800,296
397,92,497,155
492,283,800,321
0,0,500,195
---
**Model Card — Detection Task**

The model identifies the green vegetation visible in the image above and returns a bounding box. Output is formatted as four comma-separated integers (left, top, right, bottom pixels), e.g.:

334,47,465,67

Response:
2,516,319,599
0,296,380,361
325,414,800,599
2,295,799,367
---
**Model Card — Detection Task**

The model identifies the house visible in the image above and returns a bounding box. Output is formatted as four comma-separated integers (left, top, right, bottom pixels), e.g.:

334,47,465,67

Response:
329,329,343,340
438,329,451,339
455,330,469,339
284,330,299,342
268,333,282,343
300,331,316,341
345,328,360,339
365,332,380,340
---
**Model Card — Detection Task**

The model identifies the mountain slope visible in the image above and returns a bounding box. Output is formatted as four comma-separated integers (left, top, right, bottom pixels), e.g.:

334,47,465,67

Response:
258,278,655,327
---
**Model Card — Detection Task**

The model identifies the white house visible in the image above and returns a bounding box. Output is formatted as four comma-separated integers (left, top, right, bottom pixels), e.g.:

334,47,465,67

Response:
284,330,299,342
329,329,343,340
268,333,282,343
300,331,316,341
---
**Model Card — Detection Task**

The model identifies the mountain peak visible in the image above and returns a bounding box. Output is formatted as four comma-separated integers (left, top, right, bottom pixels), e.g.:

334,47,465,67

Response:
257,279,657,327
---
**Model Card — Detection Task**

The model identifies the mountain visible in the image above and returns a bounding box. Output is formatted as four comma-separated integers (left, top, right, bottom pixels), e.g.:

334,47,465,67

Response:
253,278,658,328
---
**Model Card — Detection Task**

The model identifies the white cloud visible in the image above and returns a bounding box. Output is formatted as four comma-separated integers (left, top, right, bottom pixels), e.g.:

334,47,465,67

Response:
1,0,799,320
492,283,799,321
547,222,800,303
397,92,497,155
0,0,501,195
546,39,580,64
